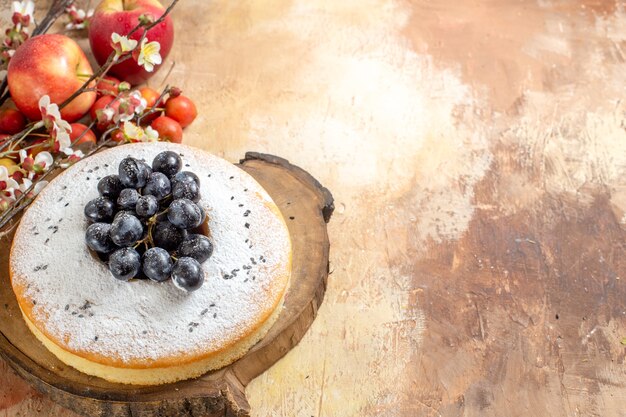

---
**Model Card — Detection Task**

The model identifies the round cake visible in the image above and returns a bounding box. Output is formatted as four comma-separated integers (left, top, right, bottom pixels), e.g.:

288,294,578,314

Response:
10,142,291,385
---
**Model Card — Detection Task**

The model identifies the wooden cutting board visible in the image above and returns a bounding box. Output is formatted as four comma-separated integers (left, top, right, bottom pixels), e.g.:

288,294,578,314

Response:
0,152,334,417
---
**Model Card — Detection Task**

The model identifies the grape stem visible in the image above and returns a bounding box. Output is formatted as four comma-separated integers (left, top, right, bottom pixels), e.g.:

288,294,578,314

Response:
134,203,170,249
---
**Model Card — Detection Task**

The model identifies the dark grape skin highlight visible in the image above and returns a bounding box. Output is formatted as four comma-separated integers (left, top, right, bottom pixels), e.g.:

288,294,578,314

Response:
84,151,214,292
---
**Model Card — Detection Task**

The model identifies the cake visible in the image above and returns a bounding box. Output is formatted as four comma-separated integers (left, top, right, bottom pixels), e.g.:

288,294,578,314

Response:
9,142,291,385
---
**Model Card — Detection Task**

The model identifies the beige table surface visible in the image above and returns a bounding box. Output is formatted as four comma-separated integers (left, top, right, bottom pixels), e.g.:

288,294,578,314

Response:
1,0,625,416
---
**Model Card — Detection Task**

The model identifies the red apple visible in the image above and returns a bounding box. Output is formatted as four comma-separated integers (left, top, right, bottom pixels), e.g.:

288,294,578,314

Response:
0,109,26,134
88,0,174,85
7,34,96,122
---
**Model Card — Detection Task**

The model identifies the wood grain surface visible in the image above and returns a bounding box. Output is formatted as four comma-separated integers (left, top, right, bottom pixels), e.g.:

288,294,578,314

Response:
1,0,625,416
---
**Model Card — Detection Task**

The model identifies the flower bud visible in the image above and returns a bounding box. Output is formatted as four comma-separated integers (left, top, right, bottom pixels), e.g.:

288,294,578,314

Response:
11,13,21,26
138,13,155,26
118,81,131,92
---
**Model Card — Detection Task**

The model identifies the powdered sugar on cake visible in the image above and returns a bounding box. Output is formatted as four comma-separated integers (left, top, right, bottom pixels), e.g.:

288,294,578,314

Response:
10,143,291,364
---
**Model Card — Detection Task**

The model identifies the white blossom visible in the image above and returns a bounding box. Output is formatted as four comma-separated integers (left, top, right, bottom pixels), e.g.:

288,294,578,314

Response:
34,151,53,170
129,90,147,114
122,121,143,140
59,149,84,168
111,33,138,60
32,180,48,195
144,125,159,142
38,95,73,153
19,149,53,173
54,126,72,153
62,148,84,158
17,176,46,196
0,166,19,200
136,38,161,72
39,95,71,133
122,121,159,142
100,106,116,122
12,1,34,22
65,8,93,30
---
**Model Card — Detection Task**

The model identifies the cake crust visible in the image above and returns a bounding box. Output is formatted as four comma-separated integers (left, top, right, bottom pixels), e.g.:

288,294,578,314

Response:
10,143,291,383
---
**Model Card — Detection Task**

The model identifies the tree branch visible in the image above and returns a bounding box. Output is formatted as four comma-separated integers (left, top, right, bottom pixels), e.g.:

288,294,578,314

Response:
0,0,182,230
32,0,74,36
59,0,180,109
